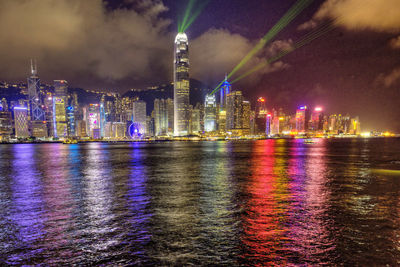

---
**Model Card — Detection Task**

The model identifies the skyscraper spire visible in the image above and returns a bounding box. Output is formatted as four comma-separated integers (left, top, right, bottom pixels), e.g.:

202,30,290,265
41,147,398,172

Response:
30,59,37,76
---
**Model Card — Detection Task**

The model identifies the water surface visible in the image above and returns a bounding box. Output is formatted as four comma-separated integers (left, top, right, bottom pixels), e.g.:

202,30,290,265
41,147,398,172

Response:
1,138,400,265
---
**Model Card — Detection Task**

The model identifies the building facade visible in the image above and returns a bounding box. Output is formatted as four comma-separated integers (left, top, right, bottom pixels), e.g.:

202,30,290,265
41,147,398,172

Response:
174,32,190,136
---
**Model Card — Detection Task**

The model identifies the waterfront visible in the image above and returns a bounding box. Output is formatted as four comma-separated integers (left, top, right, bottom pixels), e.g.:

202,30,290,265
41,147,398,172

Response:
1,138,400,265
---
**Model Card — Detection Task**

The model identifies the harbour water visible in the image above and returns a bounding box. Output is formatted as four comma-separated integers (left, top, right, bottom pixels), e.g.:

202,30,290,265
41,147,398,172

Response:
0,138,400,265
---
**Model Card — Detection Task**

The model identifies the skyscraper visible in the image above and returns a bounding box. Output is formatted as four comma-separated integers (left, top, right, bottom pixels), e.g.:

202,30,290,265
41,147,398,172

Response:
226,91,243,130
295,106,310,133
53,80,68,138
14,106,29,138
28,60,44,121
174,32,190,136
220,75,231,109
132,100,147,135
154,98,169,136
204,94,217,132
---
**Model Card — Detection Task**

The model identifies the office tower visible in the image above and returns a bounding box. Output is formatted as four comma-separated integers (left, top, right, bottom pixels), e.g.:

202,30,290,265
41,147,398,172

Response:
266,113,272,136
132,100,147,135
54,80,68,96
190,106,201,134
295,106,310,133
0,108,13,140
226,91,243,130
28,60,44,121
311,107,324,132
256,97,267,117
174,32,190,136
218,109,226,133
154,98,168,136
100,95,106,138
53,80,68,138
167,98,174,135
204,94,217,132
85,104,101,139
13,106,30,138
242,100,251,134
220,75,231,109
76,120,87,138
1,98,8,111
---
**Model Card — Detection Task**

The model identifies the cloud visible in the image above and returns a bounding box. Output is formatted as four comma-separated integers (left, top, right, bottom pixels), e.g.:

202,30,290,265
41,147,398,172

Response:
190,28,289,87
376,67,400,87
305,0,400,32
390,36,400,49
0,0,172,89
0,0,290,91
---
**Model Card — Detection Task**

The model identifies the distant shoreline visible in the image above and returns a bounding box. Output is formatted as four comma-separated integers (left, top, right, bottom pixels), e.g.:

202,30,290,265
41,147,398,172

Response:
1,136,399,145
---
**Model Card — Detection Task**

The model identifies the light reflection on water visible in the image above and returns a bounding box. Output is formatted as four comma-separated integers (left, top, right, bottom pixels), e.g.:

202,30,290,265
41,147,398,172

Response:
0,139,400,265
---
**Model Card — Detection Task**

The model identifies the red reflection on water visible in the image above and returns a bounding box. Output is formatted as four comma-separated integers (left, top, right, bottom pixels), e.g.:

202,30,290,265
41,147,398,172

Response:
241,140,288,265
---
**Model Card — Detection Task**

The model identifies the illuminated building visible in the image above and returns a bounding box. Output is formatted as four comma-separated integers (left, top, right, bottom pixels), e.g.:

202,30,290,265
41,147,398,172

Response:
13,106,29,138
266,113,272,136
190,105,201,134
112,122,126,138
76,120,87,138
217,109,226,133
295,106,310,133
53,80,68,138
242,100,251,135
28,60,44,121
226,91,243,131
310,107,324,132
66,106,75,137
154,98,169,136
54,80,68,97
31,121,48,138
0,109,13,140
219,75,231,109
132,100,147,135
350,117,361,135
85,104,100,138
174,32,190,136
204,94,217,132
255,97,267,135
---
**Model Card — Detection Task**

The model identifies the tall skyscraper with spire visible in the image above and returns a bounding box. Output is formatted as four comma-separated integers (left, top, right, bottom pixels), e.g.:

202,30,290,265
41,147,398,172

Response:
174,32,190,136
220,74,231,109
28,60,44,121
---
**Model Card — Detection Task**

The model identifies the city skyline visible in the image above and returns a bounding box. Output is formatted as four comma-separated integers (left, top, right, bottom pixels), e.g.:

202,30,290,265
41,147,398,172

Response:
0,0,399,133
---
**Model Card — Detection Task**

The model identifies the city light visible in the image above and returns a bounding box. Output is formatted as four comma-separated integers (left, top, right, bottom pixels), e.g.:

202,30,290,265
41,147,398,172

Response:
315,107,323,112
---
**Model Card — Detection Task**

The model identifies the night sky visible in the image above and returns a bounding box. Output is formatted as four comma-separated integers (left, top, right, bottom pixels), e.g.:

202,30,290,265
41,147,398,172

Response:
0,0,399,131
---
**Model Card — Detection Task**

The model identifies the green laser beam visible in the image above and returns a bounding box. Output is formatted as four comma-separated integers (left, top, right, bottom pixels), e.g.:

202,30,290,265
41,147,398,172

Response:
180,0,196,32
210,0,314,95
181,0,210,32
231,22,334,84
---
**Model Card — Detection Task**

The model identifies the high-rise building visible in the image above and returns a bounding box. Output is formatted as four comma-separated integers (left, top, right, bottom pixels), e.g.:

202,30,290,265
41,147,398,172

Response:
28,60,44,121
174,32,190,136
266,113,272,136
204,94,217,132
53,80,68,138
154,98,168,136
295,106,310,133
242,100,251,134
220,75,231,109
310,107,324,132
0,108,13,140
13,106,29,138
226,91,243,130
54,80,68,97
132,100,147,135
85,104,101,139
190,106,201,134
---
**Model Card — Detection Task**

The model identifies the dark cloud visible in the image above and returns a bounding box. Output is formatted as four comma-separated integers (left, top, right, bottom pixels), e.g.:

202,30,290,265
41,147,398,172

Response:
0,0,172,89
